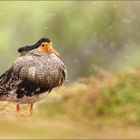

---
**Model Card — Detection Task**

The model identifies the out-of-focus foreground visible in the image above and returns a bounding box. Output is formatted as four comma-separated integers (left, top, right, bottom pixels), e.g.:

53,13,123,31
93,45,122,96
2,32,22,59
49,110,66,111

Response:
0,1,140,139
1,68,140,139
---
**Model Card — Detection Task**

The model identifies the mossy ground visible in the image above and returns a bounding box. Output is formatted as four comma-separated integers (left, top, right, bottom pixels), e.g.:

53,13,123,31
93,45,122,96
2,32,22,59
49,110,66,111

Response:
1,68,140,138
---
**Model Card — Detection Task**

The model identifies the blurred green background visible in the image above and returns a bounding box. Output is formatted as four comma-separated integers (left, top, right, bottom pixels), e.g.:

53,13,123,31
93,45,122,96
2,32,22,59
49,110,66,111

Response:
0,1,140,80
0,1,140,139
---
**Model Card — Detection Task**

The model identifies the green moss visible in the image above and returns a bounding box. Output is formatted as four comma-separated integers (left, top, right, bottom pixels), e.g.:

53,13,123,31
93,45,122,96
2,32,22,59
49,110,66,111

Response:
36,69,140,126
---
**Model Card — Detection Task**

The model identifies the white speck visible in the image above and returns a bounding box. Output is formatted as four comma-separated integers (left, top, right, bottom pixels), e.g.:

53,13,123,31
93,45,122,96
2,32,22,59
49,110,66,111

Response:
44,26,48,30
66,16,71,21
39,11,44,14
48,13,56,17
92,2,96,5
127,19,132,23
36,88,40,92
123,19,132,23
74,59,79,63
125,55,130,59
28,67,36,78
124,44,129,48
89,16,93,21
113,4,117,8
21,88,25,91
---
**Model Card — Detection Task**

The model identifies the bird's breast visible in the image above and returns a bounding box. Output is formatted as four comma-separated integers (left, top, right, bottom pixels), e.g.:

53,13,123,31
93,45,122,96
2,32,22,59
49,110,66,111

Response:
13,54,66,87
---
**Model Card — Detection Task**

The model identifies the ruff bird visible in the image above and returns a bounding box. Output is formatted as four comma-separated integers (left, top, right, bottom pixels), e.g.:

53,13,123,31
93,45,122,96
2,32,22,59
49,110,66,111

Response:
0,38,67,114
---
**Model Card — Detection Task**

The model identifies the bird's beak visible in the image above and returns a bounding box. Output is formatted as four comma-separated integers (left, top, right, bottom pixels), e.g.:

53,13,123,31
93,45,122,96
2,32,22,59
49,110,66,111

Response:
49,47,60,56
48,42,60,56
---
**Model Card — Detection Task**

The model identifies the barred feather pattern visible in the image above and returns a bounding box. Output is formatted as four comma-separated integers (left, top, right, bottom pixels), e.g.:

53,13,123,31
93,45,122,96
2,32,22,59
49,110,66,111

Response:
0,50,67,104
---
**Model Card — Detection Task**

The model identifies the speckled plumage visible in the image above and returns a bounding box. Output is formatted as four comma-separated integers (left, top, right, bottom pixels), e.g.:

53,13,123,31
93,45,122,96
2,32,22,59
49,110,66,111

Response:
0,38,67,104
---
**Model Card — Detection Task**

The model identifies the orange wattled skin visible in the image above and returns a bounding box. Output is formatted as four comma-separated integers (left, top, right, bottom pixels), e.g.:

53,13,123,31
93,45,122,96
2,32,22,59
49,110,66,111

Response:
38,42,60,56
38,42,52,53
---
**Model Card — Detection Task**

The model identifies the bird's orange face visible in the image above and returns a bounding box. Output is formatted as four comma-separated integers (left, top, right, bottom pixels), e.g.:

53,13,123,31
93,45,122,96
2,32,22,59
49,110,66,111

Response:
18,38,60,56
38,42,59,56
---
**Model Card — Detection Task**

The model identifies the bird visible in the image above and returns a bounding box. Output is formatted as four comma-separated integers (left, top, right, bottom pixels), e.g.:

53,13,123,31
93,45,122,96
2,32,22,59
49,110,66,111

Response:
0,38,67,114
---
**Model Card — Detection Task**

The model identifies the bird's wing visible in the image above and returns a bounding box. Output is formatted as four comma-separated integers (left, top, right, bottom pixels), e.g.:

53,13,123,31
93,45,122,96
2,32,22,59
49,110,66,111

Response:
58,65,67,86
0,53,67,99
0,68,13,86
0,68,18,96
0,67,51,99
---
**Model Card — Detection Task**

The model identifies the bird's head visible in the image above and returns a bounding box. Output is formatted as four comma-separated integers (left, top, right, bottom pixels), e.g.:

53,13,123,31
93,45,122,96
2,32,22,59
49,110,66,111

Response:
18,38,59,56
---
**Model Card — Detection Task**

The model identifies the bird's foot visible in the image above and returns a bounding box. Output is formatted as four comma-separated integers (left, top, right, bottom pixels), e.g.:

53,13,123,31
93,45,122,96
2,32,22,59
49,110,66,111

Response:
16,104,21,113
16,104,34,117
30,103,33,116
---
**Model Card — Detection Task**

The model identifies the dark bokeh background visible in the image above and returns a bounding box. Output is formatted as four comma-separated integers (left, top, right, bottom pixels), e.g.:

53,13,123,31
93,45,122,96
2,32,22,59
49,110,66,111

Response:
0,1,140,80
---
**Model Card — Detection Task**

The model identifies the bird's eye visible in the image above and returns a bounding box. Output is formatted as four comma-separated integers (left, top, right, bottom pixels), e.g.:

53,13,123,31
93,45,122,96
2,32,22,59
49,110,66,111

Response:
42,44,44,47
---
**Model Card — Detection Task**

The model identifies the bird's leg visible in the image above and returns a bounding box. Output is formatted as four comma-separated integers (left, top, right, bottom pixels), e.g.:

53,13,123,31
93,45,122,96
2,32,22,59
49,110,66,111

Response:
30,103,33,115
16,104,20,113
